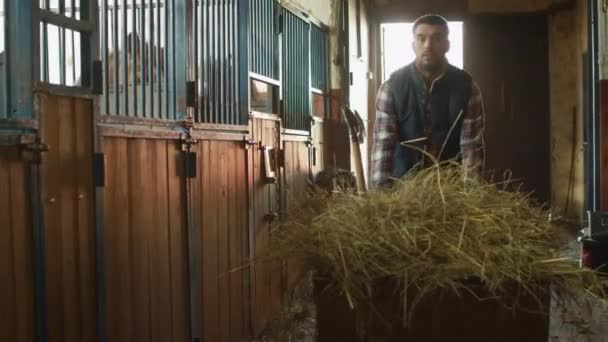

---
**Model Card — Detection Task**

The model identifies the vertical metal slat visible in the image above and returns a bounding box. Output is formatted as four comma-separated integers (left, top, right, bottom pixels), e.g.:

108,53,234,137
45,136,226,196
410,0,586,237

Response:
156,0,162,119
140,0,146,116
164,0,170,118
122,0,129,116
194,0,199,122
132,0,138,117
102,0,109,112
113,2,119,115
148,0,154,118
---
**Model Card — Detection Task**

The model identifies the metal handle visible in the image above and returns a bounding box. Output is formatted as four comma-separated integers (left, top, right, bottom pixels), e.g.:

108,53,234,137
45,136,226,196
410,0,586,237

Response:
262,146,277,183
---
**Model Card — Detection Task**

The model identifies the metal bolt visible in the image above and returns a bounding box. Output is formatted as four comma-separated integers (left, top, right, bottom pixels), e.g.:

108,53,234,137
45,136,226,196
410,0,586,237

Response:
78,194,85,200
48,197,56,204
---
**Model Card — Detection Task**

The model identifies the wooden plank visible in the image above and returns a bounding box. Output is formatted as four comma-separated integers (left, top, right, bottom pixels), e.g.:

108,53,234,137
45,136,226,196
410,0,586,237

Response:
252,118,267,335
128,138,152,342
104,137,133,342
0,148,17,342
167,141,189,342
149,139,172,342
202,140,220,342
9,149,34,342
218,142,231,342
58,96,80,342
41,94,65,342
269,121,282,316
74,98,96,341
228,143,243,342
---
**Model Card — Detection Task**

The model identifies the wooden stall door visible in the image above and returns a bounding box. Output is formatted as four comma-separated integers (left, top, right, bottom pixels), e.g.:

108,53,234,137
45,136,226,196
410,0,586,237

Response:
250,116,282,337
102,136,189,342
39,93,97,342
0,146,34,342
187,135,251,342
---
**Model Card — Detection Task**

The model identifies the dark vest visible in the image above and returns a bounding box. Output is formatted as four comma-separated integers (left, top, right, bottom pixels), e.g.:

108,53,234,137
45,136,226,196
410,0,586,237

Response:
387,63,473,178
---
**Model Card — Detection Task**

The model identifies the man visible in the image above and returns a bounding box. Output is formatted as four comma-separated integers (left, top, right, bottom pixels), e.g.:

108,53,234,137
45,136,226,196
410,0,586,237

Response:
371,14,485,187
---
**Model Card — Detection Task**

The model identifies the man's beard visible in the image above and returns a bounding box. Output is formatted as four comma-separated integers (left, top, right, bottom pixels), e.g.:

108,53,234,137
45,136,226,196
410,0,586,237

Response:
418,59,442,73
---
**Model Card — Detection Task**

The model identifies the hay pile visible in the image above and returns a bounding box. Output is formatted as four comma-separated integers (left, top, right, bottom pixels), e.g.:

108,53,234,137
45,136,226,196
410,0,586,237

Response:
270,163,607,323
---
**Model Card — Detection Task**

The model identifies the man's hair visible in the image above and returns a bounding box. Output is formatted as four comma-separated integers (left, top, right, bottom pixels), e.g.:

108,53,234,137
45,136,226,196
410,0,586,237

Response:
412,14,449,35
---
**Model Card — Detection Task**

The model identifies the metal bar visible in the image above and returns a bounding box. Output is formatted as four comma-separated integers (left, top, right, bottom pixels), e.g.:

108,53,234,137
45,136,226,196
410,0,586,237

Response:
164,0,169,118
38,9,94,32
250,0,254,76
59,0,65,14
212,0,217,123
140,0,146,116
42,21,49,83
112,3,119,114
94,180,108,342
71,29,76,84
174,0,187,118
168,0,174,118
204,0,210,122
79,0,92,87
194,0,199,122
237,0,249,124
155,0,159,119
59,27,66,85
1,0,6,117
29,160,48,342
265,0,268,76
220,1,226,124
102,0,108,112
148,0,154,118
229,0,234,124
132,0,138,117
122,0,128,116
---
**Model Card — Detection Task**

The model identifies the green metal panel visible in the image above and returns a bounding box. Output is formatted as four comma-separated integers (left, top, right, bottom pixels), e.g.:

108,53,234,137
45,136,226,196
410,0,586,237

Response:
195,0,246,125
97,0,181,120
282,8,310,131
310,24,327,91
249,0,276,80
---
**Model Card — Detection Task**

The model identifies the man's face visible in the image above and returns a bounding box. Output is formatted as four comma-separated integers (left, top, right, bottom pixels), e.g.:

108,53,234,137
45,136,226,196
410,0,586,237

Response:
412,23,450,71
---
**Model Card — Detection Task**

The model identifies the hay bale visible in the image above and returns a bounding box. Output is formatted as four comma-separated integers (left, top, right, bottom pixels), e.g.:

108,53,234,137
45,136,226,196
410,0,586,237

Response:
270,162,607,337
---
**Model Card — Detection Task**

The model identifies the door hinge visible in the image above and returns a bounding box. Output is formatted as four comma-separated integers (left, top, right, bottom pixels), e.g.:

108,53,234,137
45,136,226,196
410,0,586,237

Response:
186,81,197,108
184,151,197,179
93,153,105,187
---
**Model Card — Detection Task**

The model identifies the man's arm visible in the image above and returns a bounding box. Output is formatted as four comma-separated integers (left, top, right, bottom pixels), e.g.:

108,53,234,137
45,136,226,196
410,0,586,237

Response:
371,82,398,188
460,82,485,181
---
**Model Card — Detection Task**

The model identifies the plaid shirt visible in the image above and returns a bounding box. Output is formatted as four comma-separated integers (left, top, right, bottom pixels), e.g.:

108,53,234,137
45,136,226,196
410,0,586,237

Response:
371,72,485,187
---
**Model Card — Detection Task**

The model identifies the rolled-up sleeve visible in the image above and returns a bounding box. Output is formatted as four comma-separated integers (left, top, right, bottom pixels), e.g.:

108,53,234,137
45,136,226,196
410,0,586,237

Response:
371,82,398,187
460,82,485,181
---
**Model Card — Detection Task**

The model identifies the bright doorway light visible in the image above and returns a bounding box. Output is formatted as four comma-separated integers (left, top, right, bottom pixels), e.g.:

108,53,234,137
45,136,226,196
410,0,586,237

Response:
381,22,464,82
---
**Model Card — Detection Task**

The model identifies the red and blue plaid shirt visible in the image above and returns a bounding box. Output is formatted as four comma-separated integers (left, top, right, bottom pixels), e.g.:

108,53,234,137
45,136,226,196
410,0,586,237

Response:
371,71,485,187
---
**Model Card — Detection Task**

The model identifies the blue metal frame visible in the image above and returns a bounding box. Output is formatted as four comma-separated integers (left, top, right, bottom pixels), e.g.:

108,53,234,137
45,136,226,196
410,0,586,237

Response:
2,0,34,120
586,0,600,212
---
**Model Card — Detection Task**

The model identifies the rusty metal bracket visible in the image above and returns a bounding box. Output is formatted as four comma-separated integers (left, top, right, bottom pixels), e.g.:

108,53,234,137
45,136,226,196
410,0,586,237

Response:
242,136,258,150
180,132,199,152
305,137,314,148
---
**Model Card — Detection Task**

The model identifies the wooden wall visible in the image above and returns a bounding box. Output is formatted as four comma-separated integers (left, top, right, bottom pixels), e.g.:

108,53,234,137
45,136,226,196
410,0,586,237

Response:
39,94,98,342
0,146,33,342
102,136,189,342
1,96,326,341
